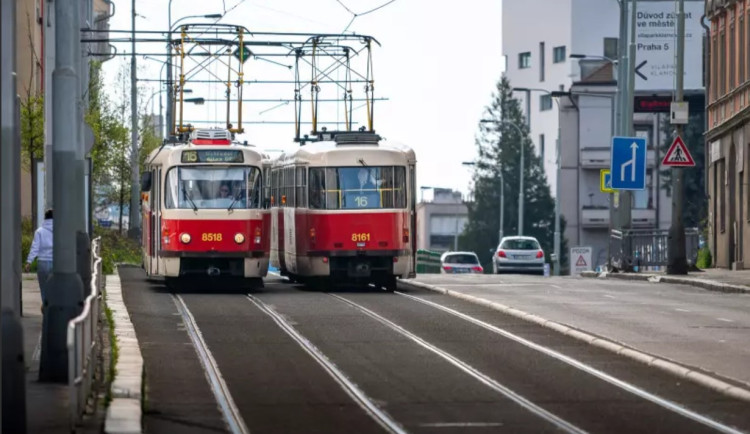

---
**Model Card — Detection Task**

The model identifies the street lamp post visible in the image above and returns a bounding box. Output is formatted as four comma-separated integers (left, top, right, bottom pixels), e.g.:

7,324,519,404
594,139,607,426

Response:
480,119,524,239
463,161,504,246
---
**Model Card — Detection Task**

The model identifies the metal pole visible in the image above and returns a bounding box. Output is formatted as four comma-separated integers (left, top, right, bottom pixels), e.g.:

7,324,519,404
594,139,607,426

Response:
667,0,687,274
554,127,561,275
454,214,459,251
499,173,504,243
520,90,530,235
44,0,55,211
1,0,28,428
166,0,173,137
40,0,85,383
128,0,140,238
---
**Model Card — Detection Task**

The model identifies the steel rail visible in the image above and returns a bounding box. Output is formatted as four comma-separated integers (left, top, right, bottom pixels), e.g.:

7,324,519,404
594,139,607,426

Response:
328,293,586,434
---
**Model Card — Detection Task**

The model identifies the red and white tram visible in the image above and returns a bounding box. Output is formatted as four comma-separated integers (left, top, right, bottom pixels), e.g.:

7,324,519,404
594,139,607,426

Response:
269,132,417,291
140,128,269,287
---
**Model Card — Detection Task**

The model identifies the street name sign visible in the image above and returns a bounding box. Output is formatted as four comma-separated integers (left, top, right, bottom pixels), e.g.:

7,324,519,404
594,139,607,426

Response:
600,169,614,193
662,136,695,167
610,136,647,190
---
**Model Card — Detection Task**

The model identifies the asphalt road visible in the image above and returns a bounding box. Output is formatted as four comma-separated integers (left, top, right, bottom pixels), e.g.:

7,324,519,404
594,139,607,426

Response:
119,267,750,434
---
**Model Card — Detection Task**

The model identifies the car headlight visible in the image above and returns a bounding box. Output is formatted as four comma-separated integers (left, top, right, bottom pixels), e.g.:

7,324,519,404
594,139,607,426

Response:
234,233,245,244
179,233,191,244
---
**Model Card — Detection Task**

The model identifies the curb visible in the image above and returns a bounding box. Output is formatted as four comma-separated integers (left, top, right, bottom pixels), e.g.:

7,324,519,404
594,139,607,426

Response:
398,279,750,402
104,272,143,434
581,271,750,294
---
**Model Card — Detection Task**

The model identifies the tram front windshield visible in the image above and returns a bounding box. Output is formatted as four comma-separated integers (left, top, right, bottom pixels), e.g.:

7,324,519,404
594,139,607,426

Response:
308,166,406,210
165,166,261,209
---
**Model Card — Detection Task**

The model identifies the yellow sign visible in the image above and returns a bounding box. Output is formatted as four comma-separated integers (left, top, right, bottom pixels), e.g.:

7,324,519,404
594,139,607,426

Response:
600,169,614,193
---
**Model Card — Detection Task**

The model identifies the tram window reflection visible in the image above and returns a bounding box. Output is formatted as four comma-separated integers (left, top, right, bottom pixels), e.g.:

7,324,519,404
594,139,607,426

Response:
164,166,262,209
307,166,406,210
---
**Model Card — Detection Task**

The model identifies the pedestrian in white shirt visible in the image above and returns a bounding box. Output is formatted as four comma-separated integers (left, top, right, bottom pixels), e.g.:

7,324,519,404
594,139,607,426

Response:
25,209,53,306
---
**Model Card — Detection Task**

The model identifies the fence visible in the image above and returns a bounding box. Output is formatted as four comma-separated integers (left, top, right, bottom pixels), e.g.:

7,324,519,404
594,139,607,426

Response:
609,228,701,270
67,236,103,429
416,249,442,273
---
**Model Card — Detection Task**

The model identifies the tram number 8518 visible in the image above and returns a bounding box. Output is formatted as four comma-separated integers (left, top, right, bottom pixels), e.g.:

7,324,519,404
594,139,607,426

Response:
202,233,223,242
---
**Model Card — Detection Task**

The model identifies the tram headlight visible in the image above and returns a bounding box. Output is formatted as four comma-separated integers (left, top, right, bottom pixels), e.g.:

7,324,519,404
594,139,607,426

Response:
234,233,245,244
179,233,191,244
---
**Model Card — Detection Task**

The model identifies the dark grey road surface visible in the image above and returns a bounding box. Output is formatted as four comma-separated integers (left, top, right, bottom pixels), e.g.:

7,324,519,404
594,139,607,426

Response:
120,267,750,433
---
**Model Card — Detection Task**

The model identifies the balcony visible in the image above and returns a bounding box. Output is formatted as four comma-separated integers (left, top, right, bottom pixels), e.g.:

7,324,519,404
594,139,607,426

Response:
581,207,656,228
580,147,658,169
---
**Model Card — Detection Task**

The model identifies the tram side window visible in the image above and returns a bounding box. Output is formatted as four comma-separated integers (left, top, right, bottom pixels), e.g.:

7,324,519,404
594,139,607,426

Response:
295,167,307,208
308,166,407,210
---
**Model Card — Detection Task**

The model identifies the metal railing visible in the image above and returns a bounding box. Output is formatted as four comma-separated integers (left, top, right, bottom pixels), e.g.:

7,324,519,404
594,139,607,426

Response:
67,236,103,428
610,228,701,270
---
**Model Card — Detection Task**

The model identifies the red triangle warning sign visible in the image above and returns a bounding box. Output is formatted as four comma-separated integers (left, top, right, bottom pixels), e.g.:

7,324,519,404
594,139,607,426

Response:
662,136,695,167
576,255,587,267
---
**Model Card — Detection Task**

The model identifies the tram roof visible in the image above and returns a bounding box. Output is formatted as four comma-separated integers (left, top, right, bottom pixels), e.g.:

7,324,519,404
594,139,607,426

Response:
274,136,416,167
146,142,267,167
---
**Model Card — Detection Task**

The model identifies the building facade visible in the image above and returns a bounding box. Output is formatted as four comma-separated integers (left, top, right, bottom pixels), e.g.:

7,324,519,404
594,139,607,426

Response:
558,64,673,271
502,0,620,194
706,0,750,269
416,188,468,252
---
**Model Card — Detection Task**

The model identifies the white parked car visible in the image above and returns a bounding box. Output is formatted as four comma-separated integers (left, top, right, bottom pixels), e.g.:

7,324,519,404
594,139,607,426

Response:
440,251,484,274
492,236,545,275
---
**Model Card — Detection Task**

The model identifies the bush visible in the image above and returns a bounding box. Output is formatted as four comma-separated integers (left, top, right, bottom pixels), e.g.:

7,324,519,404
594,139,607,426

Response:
21,217,37,272
696,246,712,269
94,226,142,274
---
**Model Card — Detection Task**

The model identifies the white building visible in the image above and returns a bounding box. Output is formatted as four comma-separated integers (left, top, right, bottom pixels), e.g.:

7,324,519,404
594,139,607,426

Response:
416,188,468,252
502,0,620,193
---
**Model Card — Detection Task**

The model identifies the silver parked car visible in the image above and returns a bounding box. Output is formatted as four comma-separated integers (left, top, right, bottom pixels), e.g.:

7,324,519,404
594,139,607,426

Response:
492,236,545,274
440,251,484,274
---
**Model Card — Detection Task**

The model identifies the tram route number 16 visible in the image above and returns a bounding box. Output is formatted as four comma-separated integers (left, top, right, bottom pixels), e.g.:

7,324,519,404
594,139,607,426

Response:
352,233,371,242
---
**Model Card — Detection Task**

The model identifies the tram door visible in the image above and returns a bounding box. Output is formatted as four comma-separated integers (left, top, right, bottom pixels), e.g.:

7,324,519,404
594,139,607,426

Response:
408,164,417,277
154,168,161,275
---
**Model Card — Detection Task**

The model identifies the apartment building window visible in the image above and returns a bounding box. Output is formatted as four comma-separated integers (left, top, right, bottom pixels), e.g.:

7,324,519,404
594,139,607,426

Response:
553,46,566,63
539,42,545,81
712,35,718,101
539,134,545,162
737,15,747,85
540,94,552,111
730,20,735,90
719,159,726,233
519,52,531,69
603,37,618,59
720,29,726,96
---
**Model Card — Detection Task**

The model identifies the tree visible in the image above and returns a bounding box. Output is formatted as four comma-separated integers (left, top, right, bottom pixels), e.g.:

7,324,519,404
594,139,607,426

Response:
461,76,567,271
660,111,706,228
20,93,44,227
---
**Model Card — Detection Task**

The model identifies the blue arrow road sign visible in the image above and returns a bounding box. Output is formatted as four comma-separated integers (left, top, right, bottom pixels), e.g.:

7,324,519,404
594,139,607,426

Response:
610,136,647,190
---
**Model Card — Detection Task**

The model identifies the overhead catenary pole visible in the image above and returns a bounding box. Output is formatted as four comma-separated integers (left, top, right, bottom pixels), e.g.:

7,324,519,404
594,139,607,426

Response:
520,90,530,236
1,0,28,429
40,0,85,383
667,0,688,274
128,0,140,238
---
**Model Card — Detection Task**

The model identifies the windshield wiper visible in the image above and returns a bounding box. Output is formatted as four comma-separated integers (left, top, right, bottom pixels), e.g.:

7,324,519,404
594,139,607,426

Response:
182,187,199,211
227,194,240,211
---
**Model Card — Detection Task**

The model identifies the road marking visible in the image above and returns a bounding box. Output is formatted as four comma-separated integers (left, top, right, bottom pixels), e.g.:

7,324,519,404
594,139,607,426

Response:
330,294,586,434
246,295,406,434
173,295,250,434
419,422,504,428
396,292,745,434
32,334,41,362
717,318,734,323
438,283,544,287
603,295,617,299
675,308,692,313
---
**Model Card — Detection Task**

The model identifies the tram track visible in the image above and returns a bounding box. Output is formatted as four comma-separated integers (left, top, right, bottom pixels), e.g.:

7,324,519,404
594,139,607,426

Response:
390,291,746,434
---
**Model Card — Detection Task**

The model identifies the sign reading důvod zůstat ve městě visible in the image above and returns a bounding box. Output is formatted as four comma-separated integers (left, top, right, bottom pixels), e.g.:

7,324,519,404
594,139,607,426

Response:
628,0,704,91
570,247,593,275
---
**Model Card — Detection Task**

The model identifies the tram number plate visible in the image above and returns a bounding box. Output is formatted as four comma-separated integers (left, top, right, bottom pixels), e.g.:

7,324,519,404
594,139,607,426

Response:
202,233,223,242
352,233,371,242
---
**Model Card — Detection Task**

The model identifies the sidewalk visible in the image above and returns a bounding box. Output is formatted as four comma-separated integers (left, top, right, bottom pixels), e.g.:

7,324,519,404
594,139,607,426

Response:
21,273,107,433
582,268,750,293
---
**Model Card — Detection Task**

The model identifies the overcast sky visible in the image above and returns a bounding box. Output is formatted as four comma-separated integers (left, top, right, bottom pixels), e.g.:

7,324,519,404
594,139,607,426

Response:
103,0,504,198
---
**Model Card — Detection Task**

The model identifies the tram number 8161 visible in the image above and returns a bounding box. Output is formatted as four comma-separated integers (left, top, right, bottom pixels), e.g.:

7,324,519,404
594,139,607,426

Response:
351,233,371,242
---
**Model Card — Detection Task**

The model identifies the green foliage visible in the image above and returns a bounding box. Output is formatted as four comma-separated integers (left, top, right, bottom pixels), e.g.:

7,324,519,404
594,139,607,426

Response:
20,94,44,171
660,112,706,228
461,76,567,271
104,301,118,407
21,217,36,272
94,226,142,274
696,246,712,269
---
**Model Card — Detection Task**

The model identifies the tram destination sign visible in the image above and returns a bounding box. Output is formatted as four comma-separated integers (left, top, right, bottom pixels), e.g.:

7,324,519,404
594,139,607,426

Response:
181,149,244,163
